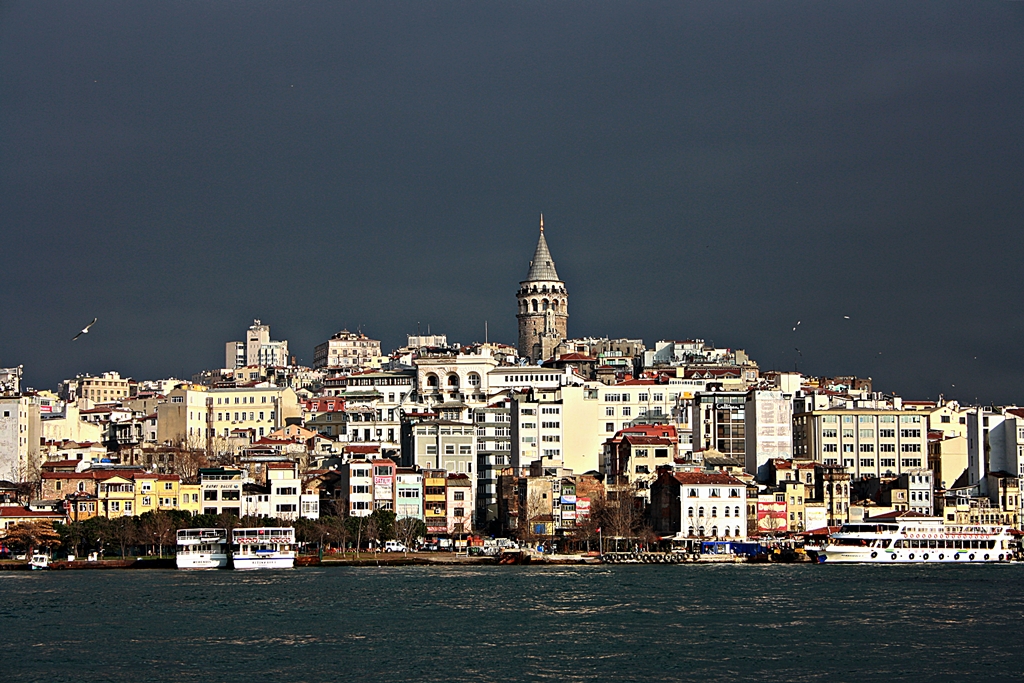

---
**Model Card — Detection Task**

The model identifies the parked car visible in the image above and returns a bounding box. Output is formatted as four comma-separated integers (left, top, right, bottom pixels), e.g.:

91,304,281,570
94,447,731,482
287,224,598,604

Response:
384,541,408,553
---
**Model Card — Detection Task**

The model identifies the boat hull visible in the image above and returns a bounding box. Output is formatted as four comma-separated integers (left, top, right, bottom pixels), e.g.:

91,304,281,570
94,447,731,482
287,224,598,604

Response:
232,555,295,570
820,548,1012,563
176,553,229,569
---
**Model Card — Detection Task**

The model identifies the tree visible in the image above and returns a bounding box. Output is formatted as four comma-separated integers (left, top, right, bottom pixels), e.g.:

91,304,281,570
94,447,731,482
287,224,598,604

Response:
173,432,209,483
109,516,139,559
56,521,86,558
139,511,176,557
346,515,368,553
369,509,396,542
4,521,61,556
395,517,427,554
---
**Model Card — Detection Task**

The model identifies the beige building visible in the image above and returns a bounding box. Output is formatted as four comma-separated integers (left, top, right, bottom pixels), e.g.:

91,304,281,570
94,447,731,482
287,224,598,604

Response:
313,330,382,371
793,409,929,479
157,384,301,448
928,434,968,490
69,372,131,403
511,383,604,474
517,216,568,362
40,403,104,444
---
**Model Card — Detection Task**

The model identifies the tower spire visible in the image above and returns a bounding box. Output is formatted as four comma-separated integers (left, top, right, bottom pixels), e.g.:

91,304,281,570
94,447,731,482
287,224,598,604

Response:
540,213,544,233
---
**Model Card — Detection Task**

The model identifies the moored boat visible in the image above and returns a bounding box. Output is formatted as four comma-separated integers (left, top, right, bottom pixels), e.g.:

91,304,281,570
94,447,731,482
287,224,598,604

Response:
176,528,229,569
29,553,49,570
816,513,1016,564
231,527,296,570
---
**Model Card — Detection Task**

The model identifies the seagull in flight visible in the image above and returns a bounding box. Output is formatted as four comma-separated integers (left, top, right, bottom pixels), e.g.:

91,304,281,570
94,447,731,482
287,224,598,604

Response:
72,318,97,341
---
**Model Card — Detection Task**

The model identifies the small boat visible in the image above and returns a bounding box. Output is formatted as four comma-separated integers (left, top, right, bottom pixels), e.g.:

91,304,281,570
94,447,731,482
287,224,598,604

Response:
231,527,296,570
29,553,49,570
176,528,229,569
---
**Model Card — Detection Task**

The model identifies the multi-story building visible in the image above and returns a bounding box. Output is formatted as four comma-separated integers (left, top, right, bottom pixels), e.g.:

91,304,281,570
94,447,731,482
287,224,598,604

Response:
414,347,499,408
446,473,473,534
692,391,747,460
744,390,793,481
406,420,476,476
474,402,512,527
603,428,678,496
423,469,448,536
395,467,423,521
225,320,289,369
61,372,131,403
199,467,244,517
650,470,749,540
338,460,373,517
511,384,603,474
793,408,929,479
313,330,382,371
0,395,41,481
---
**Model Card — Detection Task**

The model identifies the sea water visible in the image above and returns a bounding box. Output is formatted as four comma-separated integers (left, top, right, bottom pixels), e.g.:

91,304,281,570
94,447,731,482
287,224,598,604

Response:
2,563,1022,682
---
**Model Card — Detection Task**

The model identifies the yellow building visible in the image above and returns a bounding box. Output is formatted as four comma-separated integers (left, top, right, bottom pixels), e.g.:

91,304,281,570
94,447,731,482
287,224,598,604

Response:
98,475,137,518
180,483,201,515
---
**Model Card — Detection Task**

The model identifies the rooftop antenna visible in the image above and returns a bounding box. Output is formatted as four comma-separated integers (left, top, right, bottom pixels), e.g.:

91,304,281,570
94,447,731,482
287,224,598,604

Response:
485,320,488,344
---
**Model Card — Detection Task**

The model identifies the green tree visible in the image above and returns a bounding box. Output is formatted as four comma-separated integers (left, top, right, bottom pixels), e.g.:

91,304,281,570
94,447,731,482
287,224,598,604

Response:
369,509,396,542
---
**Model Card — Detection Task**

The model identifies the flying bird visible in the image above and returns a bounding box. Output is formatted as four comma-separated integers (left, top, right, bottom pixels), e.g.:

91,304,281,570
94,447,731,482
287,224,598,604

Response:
843,315,850,319
792,320,801,331
72,318,97,341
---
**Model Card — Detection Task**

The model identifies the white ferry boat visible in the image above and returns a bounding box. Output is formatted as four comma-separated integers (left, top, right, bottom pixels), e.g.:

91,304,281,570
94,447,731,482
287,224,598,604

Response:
176,528,229,569
816,514,1016,564
231,527,296,570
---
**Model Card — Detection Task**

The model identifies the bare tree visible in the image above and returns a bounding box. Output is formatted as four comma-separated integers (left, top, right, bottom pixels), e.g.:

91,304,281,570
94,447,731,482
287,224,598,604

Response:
140,512,176,557
109,517,138,559
395,517,426,555
173,433,209,483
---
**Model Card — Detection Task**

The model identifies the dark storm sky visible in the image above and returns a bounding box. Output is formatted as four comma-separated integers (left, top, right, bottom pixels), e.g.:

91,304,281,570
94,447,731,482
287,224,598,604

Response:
2,2,1023,403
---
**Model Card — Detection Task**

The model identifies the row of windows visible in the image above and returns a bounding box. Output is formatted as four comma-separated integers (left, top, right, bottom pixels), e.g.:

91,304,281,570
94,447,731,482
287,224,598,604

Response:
686,506,743,518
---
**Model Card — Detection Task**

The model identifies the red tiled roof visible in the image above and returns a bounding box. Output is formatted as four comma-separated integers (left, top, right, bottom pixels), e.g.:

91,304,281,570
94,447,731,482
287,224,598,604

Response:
671,472,746,486
623,435,673,446
0,507,65,518
344,445,380,453
556,353,595,362
1006,408,1024,419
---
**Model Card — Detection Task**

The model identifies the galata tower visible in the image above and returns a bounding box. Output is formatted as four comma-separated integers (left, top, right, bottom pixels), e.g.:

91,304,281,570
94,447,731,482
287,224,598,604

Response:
517,215,568,362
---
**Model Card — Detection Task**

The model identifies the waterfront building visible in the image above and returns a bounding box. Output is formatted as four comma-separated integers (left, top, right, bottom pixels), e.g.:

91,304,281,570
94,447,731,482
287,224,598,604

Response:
199,467,244,517
394,467,423,521
446,473,473,535
423,469,448,536
474,401,512,527
337,460,373,517
650,470,749,540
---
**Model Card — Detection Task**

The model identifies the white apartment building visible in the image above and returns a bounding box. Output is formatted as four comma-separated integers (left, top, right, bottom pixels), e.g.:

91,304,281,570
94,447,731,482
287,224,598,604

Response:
415,347,499,408
744,390,794,481
0,396,41,481
339,460,374,517
475,403,512,526
793,409,929,479
225,319,289,369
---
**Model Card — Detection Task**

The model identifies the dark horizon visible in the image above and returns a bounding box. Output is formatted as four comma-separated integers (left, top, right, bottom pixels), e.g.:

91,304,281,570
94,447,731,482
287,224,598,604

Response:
2,2,1023,403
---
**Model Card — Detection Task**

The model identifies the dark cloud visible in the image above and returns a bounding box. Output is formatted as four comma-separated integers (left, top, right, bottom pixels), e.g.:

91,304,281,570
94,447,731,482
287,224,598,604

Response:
2,1,1023,402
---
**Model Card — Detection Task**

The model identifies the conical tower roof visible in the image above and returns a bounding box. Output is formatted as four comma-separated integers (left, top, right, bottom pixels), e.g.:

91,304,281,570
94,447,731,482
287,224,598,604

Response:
525,214,560,281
